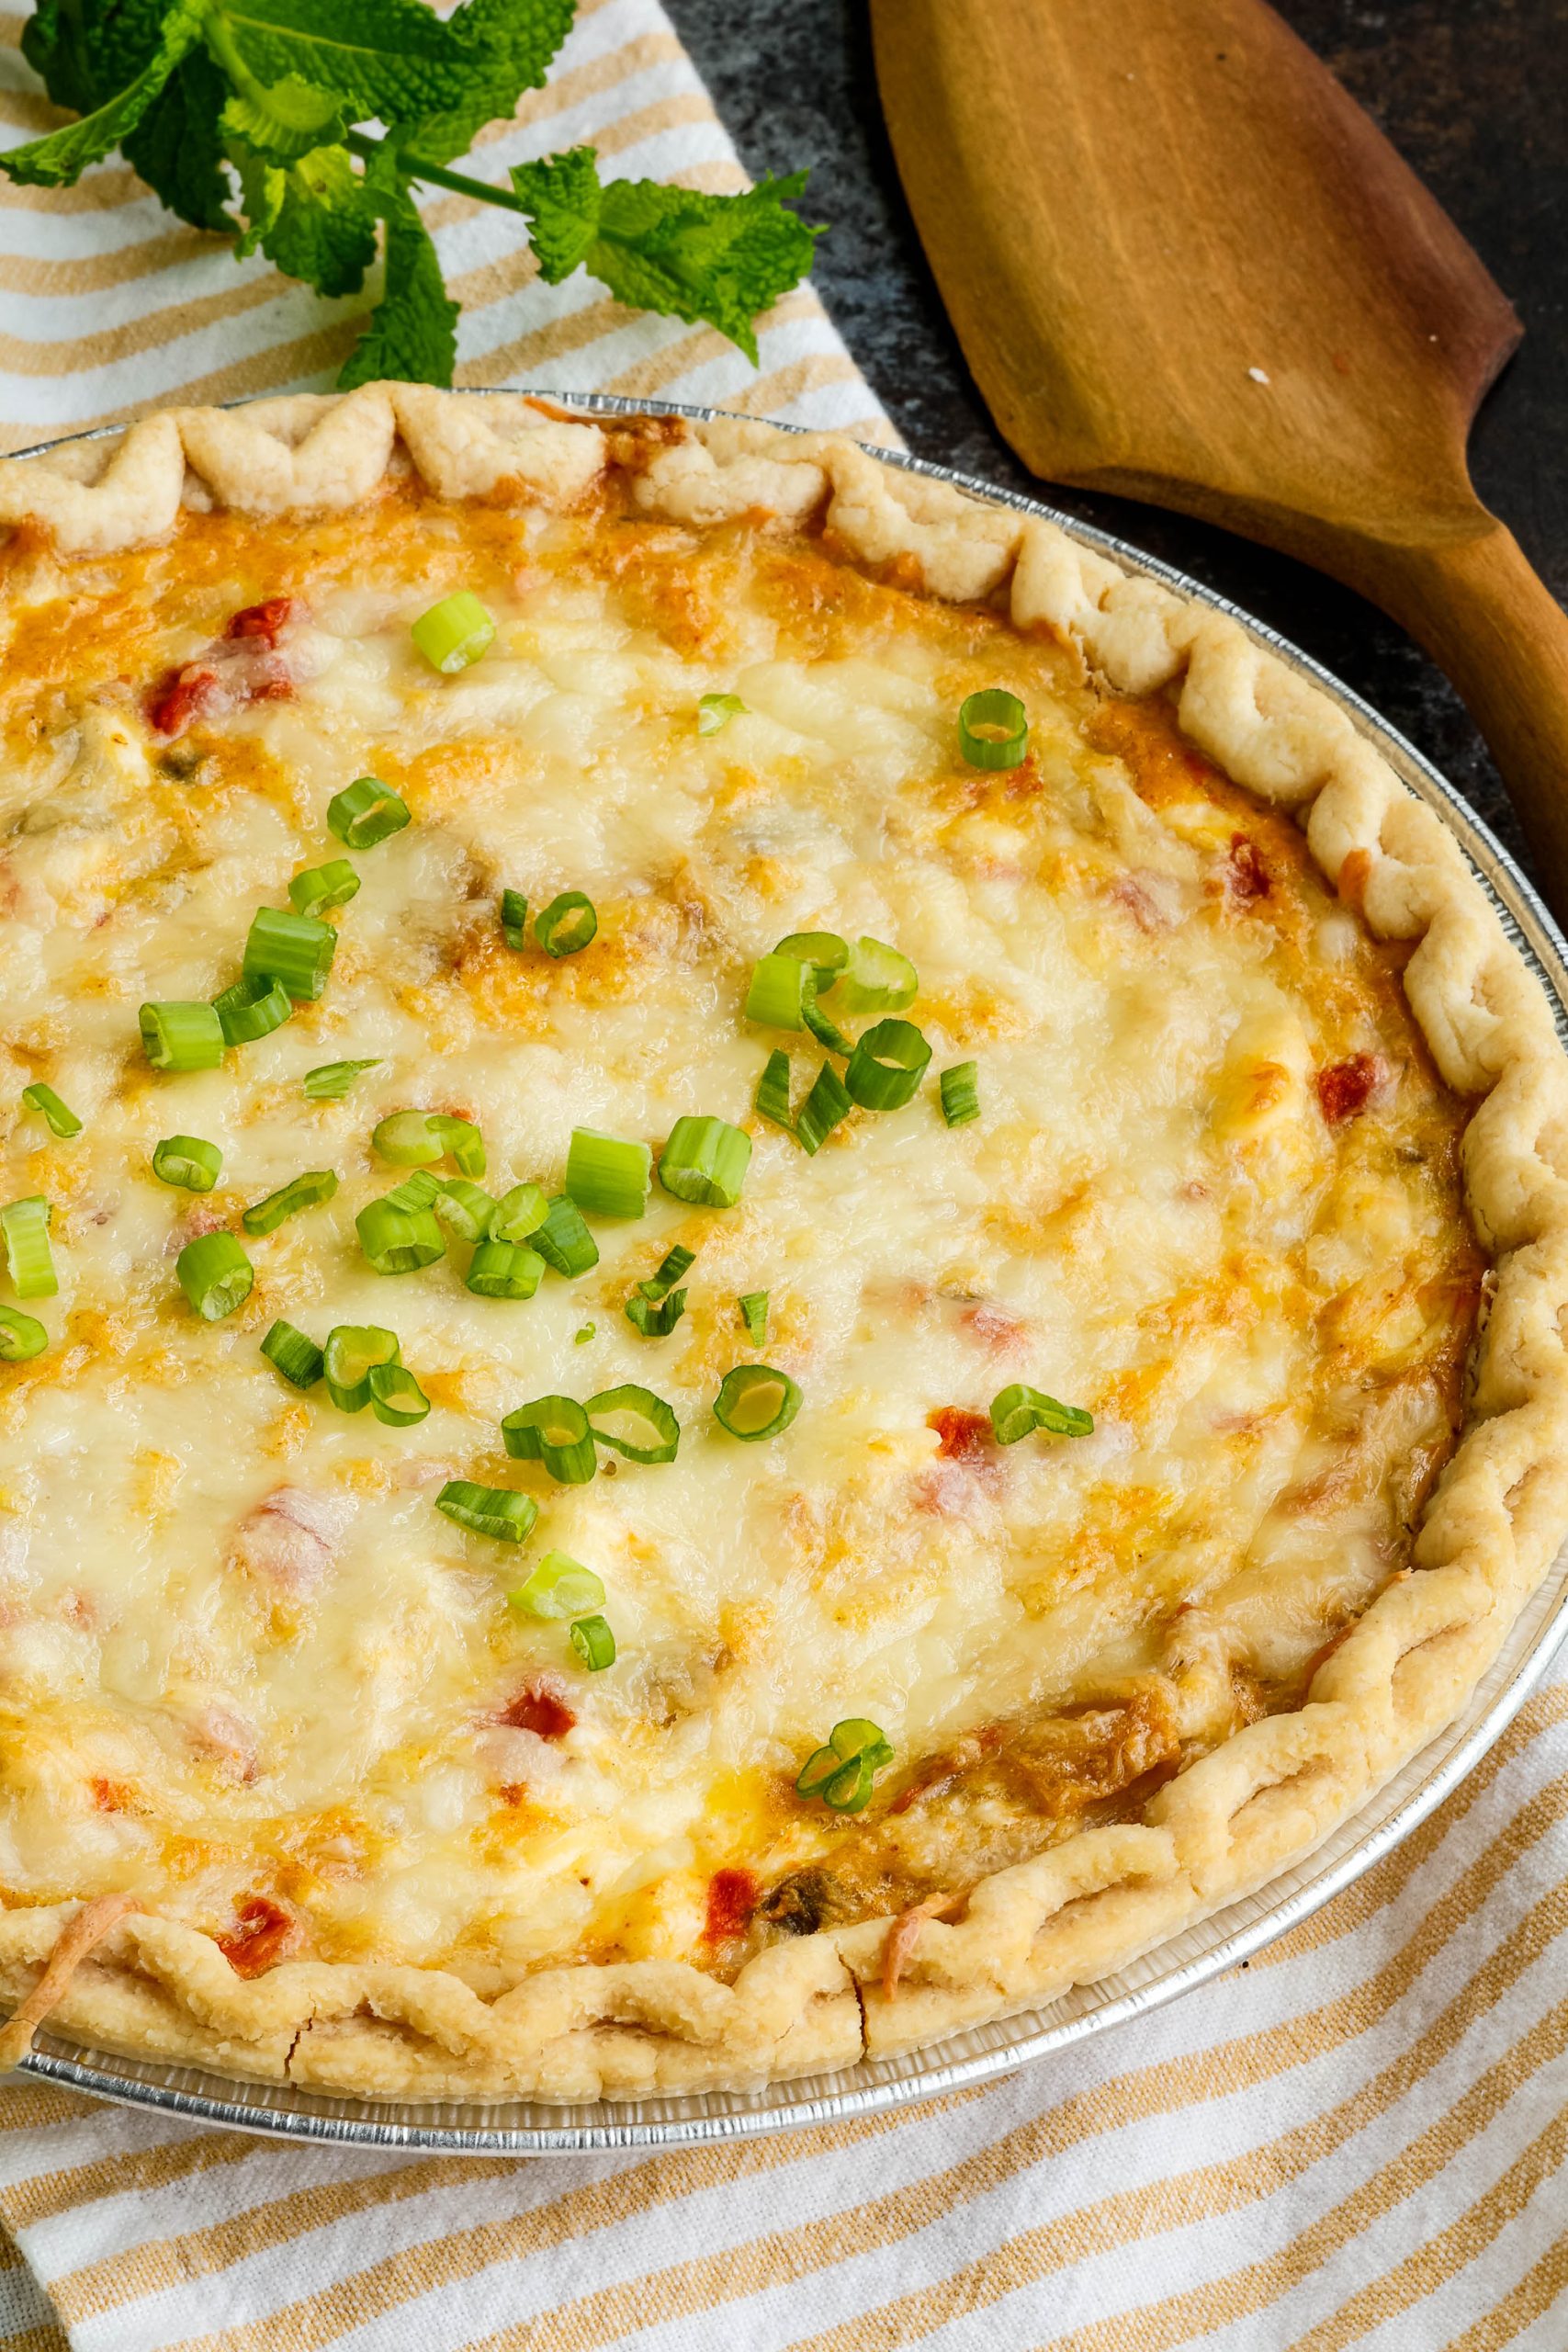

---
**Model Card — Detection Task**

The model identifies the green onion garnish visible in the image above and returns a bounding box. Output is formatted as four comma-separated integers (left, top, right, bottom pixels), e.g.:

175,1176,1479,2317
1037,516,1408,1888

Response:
756,1049,795,1135
501,888,528,950
371,1111,445,1168
383,1169,443,1213
990,1384,1095,1443
585,1384,680,1464
510,1551,606,1620
940,1061,980,1127
491,1182,549,1244
625,1287,687,1339
795,1062,852,1156
467,1239,544,1299
575,1323,595,1344
368,1362,431,1428
326,776,410,849
739,1291,769,1345
570,1614,616,1671
745,952,807,1032
659,1116,751,1208
355,1199,445,1274
530,1194,599,1277
243,1170,337,1236
0,1305,48,1363
152,1134,222,1193
433,1178,496,1243
176,1231,253,1321
412,591,496,674
141,1001,224,1072
714,1363,801,1441
795,1718,895,1813
303,1058,380,1101
322,1324,400,1412
775,932,849,985
535,891,598,959
502,1394,597,1485
20,1084,81,1139
429,1114,486,1179
288,858,360,918
566,1128,650,1220
839,936,918,1014
697,692,747,734
1,1197,57,1300
435,1480,538,1543
958,687,1029,772
801,976,853,1057
261,1319,323,1388
845,1018,931,1112
213,976,291,1046
639,1243,694,1302
243,908,337,1002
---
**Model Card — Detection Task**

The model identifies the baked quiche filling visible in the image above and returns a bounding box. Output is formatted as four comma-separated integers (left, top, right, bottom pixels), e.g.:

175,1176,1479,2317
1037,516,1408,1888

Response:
0,470,1482,1996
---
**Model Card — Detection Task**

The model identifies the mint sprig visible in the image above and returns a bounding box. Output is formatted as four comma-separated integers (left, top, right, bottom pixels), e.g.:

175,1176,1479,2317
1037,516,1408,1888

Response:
2,0,823,389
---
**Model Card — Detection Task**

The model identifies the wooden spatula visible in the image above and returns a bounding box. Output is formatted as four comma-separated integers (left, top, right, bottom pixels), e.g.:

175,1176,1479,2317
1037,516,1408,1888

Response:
871,0,1568,912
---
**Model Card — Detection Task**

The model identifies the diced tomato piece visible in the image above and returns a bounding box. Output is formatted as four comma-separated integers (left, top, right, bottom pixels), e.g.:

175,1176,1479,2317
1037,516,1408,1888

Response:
703,1867,758,1944
500,1684,576,1740
1316,1054,1380,1125
1224,833,1270,903
147,666,216,737
216,1894,296,1979
927,1407,993,1463
226,597,294,647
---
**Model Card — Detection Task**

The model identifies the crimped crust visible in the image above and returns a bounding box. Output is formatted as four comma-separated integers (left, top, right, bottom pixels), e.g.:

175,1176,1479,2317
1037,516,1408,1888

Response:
1,385,1565,2103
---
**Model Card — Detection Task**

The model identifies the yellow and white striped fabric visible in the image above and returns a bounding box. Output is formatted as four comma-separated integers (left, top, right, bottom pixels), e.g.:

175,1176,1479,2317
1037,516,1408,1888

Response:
4,3,1568,2343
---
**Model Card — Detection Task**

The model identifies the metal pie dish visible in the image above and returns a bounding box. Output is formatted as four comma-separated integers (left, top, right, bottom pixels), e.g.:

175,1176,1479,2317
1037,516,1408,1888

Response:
10,390,1568,2152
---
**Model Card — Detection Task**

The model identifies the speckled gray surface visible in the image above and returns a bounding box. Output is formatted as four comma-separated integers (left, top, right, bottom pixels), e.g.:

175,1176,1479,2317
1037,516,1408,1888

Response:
666,0,1567,883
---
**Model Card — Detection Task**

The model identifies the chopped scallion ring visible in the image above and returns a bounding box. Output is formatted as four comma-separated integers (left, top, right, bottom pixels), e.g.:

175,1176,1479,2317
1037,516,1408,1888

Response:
739,1291,769,1345
839,935,918,1014
428,1114,486,1179
775,932,849,985
213,975,292,1046
371,1111,445,1168
756,1049,795,1136
368,1362,431,1428
20,1083,82,1139
355,1200,445,1274
795,1717,895,1813
713,1362,801,1442
639,1243,694,1302
958,687,1029,772
940,1061,980,1127
1,1196,57,1300
502,1394,597,1485
659,1114,751,1208
0,1305,48,1363
697,692,747,735
801,973,853,1056
510,1551,606,1621
327,776,411,848
412,591,496,674
530,1194,599,1277
989,1384,1095,1443
745,951,807,1032
624,1286,687,1339
845,1018,932,1112
243,1169,337,1235
566,1128,650,1220
467,1239,544,1299
383,1169,443,1213
435,1480,538,1544
570,1614,616,1670
491,1182,549,1244
141,1000,224,1072
585,1384,680,1464
795,1061,852,1156
322,1325,400,1413
433,1178,496,1242
303,1058,380,1101
243,907,337,1002
574,1323,595,1344
535,891,598,959
152,1134,222,1193
176,1230,253,1321
288,858,360,918
500,888,527,949
261,1319,323,1388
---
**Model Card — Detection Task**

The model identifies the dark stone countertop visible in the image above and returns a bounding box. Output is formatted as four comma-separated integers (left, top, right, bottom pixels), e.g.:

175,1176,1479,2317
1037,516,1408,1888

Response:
667,0,1567,886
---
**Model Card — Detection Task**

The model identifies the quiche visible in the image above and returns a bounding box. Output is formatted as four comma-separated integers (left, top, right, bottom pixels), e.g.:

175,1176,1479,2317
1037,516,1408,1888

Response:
0,388,1563,2108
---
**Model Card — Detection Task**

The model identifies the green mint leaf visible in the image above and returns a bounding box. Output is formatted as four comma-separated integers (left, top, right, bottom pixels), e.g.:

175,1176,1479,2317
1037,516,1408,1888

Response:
337,178,459,389
510,148,821,363
230,136,375,294
22,0,177,117
221,72,344,159
123,49,233,230
1,0,211,188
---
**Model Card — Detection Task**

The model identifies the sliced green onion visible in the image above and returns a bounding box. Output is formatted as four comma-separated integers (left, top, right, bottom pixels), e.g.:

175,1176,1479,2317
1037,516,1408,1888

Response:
714,1363,801,1441
530,1194,599,1278
745,952,807,1032
355,1200,445,1274
0,1305,48,1363
491,1182,549,1244
368,1362,431,1428
435,1480,537,1544
839,935,918,1014
20,1084,81,1139
243,908,336,1002
303,1058,380,1101
940,1061,980,1127
625,1287,687,1339
322,1324,400,1412
433,1178,496,1243
586,1384,680,1464
467,1239,544,1299
990,1383,1095,1443
326,776,410,849
697,692,747,735
372,1110,444,1168
739,1291,769,1345
412,591,495,674
566,1128,650,1220
958,686,1029,772
243,1169,337,1236
212,975,291,1046
141,1001,224,1072
795,1719,895,1813
502,1394,597,1485
535,891,597,959
176,1231,253,1321
776,932,849,985
261,1319,323,1388
801,973,854,1057
570,1614,616,1670
510,1551,606,1621
575,1323,595,1344
1,1197,57,1300
756,1049,795,1136
501,888,528,950
383,1168,443,1213
288,858,360,918
152,1134,222,1193
639,1243,694,1301
429,1114,486,1179
659,1115,750,1208
845,1018,932,1112
795,1061,852,1156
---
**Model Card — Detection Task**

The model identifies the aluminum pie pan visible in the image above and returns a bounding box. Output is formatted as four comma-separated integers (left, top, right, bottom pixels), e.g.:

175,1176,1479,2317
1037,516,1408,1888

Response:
11,387,1568,2152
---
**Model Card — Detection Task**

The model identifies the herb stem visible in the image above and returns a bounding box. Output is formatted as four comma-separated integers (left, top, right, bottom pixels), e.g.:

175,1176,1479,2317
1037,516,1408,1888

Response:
344,130,529,217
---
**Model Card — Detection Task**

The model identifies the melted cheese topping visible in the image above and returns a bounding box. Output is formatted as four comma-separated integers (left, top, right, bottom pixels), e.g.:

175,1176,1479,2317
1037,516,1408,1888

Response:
0,488,1480,1984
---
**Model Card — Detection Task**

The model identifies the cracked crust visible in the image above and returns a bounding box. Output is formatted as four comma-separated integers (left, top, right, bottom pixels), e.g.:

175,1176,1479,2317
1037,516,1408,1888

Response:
2,386,1565,2103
